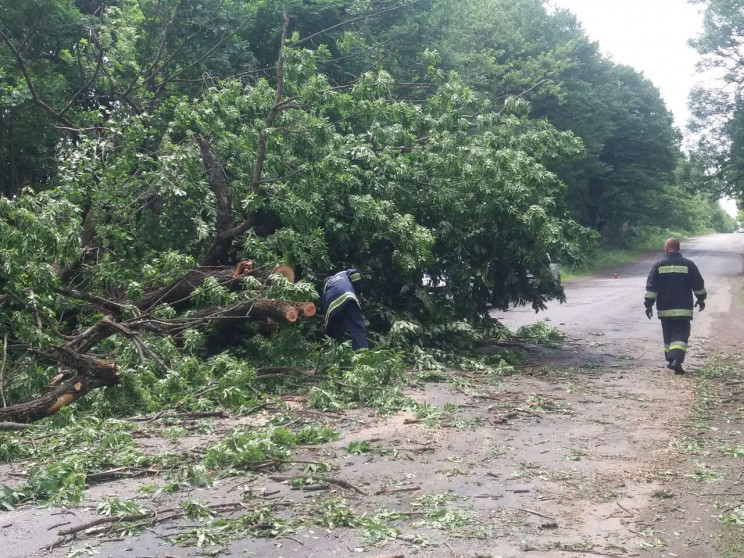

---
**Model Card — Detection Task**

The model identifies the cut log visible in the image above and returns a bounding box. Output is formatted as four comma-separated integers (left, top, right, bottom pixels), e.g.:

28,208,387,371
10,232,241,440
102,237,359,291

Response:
136,264,295,312
189,298,307,325
251,299,299,322
0,351,120,423
288,301,316,317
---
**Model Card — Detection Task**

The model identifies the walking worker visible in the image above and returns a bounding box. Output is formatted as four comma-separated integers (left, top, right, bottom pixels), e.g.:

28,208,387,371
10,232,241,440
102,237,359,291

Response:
644,238,706,374
321,269,368,350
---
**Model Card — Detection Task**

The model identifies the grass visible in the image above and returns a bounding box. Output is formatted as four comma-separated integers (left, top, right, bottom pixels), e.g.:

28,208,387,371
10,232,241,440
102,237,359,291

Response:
561,228,703,281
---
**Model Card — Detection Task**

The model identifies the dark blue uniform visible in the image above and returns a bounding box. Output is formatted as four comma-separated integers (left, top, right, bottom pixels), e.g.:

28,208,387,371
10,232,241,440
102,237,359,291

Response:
322,269,368,349
645,252,706,367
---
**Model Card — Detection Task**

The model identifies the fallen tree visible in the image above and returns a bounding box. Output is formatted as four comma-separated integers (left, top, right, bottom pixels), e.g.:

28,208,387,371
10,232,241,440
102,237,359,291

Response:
0,258,316,423
0,13,310,423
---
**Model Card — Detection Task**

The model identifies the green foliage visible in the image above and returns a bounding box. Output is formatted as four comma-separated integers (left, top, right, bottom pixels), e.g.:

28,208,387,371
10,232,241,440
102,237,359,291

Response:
26,460,88,507
204,426,295,470
203,422,334,472
720,445,744,459
347,441,373,455
97,497,150,517
0,484,23,511
719,506,744,527
0,436,30,463
0,419,149,507
309,347,405,411
304,497,360,529
516,320,565,345
294,425,338,445
182,499,215,522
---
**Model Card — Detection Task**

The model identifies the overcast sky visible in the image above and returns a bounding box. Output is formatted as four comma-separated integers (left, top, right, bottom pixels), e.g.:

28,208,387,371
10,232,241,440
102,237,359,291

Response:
549,0,705,133
548,1,739,215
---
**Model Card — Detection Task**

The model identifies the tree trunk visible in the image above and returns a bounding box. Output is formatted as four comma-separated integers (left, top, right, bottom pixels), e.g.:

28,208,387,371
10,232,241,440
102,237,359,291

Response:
0,352,120,423
136,264,295,312
195,299,301,324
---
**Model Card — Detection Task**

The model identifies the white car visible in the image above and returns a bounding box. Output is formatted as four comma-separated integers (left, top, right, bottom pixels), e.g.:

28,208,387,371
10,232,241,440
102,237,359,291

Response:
528,255,561,286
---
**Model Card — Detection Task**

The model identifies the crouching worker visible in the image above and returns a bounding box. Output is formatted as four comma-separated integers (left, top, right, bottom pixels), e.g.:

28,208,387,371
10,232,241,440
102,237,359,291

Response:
322,269,368,350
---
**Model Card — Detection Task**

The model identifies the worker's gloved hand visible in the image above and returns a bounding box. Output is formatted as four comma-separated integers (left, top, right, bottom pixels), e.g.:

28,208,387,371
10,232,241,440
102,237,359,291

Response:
695,300,705,312
645,307,653,319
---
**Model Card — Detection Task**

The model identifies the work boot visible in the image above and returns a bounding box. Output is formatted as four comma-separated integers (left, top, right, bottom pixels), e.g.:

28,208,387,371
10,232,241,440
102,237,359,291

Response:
667,359,685,375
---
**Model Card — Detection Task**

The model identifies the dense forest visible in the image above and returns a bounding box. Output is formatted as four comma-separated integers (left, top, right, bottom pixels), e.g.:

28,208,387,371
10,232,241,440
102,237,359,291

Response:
0,0,738,423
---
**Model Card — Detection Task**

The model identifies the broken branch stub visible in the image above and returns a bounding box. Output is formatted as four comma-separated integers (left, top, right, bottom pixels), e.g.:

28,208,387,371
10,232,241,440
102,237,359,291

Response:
0,354,120,423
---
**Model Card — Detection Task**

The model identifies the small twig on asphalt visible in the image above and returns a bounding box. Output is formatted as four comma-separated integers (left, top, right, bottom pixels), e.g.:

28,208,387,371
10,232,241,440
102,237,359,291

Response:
524,548,627,557
58,512,153,536
0,333,7,407
515,408,544,418
519,507,556,521
616,501,634,516
126,410,228,422
375,484,421,495
269,474,367,495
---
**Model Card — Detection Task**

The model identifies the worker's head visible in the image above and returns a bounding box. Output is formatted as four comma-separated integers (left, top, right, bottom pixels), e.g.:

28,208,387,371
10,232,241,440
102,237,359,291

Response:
664,238,680,253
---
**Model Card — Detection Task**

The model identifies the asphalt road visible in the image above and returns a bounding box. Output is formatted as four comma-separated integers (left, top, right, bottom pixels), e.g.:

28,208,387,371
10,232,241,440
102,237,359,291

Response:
494,233,744,360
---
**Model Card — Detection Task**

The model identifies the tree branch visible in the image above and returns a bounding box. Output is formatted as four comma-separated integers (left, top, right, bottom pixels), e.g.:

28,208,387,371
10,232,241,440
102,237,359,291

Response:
0,348,120,423
197,135,233,265
251,6,290,196
200,8,290,261
0,334,7,408
58,44,105,117
0,29,78,130
294,0,423,46
149,14,255,101
56,286,134,317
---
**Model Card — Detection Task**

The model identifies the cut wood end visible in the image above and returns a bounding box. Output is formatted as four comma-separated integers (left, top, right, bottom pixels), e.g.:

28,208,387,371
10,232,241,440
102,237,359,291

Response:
73,382,83,392
300,302,316,317
47,393,75,415
49,373,65,387
233,259,255,278
271,265,295,283
285,308,299,323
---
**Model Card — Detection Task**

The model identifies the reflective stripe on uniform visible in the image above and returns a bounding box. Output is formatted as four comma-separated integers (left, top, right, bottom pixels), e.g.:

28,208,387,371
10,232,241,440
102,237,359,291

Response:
349,273,361,282
664,344,670,351
658,265,688,274
645,291,658,299
669,341,688,352
658,308,694,318
694,289,707,296
324,292,359,325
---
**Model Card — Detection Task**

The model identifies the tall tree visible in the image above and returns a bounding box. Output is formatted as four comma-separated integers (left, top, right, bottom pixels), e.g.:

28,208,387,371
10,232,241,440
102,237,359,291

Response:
689,0,744,202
